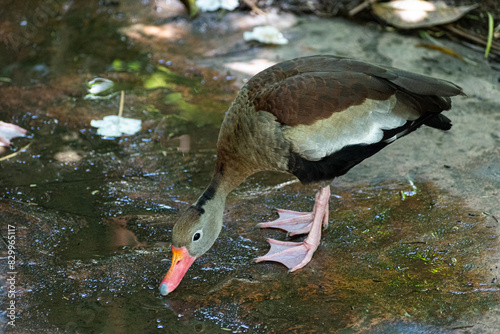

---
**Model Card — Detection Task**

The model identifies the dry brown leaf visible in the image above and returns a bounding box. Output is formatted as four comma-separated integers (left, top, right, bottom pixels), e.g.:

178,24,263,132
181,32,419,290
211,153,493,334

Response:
415,43,465,62
373,0,477,29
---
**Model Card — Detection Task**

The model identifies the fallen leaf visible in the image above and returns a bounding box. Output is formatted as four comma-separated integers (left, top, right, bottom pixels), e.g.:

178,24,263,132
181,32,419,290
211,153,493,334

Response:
415,43,465,62
85,78,118,100
372,0,477,29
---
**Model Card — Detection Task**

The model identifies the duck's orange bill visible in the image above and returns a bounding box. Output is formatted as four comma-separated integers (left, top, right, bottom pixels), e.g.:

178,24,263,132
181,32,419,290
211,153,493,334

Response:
159,246,196,296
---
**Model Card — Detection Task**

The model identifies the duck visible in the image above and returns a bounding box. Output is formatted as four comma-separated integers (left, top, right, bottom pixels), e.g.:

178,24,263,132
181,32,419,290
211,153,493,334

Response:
159,55,464,296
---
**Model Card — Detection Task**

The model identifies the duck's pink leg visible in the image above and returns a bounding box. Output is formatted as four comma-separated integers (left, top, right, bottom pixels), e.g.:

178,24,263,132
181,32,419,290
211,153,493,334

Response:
255,186,330,271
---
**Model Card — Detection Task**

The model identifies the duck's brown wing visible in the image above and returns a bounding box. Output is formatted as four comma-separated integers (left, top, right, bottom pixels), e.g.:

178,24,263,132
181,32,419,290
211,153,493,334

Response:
245,55,463,183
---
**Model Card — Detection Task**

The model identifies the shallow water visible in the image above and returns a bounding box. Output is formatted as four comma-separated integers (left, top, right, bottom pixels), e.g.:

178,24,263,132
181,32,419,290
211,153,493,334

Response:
1,1,499,333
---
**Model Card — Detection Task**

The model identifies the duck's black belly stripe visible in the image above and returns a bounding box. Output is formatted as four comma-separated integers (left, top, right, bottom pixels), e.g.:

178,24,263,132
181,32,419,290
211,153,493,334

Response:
288,140,389,184
287,114,450,184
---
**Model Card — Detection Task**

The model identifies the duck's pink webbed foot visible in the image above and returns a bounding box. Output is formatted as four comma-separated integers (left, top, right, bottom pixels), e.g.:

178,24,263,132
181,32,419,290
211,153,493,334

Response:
254,238,319,272
257,209,314,236
0,121,26,147
255,186,330,271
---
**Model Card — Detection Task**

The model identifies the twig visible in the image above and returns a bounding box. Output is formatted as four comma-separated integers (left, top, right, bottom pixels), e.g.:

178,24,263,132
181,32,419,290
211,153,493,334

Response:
444,24,500,52
349,0,378,17
415,44,466,62
451,325,474,330
241,0,265,15
0,141,33,161
118,90,125,118
116,90,125,130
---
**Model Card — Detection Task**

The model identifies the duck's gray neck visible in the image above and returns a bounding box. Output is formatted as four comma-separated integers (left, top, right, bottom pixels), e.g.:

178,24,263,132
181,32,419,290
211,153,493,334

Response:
190,173,229,237
191,164,250,224
193,179,225,214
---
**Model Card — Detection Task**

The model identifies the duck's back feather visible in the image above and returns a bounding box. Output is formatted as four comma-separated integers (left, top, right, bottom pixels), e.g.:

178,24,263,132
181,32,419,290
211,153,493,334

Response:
217,55,463,185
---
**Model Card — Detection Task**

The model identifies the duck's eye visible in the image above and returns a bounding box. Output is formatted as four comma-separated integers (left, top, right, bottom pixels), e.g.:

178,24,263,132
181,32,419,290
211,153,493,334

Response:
192,230,203,242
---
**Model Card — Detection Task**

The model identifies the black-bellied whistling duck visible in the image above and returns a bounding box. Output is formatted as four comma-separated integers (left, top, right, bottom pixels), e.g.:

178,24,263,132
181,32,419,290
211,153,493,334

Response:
159,55,464,296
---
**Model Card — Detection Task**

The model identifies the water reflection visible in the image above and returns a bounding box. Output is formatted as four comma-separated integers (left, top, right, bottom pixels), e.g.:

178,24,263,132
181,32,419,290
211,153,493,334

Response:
104,216,147,250
175,134,191,153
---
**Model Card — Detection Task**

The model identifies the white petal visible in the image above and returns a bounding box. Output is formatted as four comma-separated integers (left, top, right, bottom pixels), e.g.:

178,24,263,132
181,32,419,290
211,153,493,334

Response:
197,0,221,11
243,26,288,45
90,116,142,138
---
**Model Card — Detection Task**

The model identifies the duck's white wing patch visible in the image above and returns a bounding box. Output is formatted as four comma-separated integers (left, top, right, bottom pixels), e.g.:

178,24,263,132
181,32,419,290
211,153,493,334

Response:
283,96,413,161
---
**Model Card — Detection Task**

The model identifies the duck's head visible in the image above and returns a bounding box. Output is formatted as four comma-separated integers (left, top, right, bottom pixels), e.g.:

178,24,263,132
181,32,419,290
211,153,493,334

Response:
159,200,224,296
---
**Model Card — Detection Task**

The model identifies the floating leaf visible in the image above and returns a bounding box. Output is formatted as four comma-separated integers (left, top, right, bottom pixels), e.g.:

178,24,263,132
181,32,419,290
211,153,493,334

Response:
128,61,142,72
165,93,201,120
372,0,477,29
165,93,222,127
112,59,145,72
112,59,124,71
143,73,169,90
88,78,114,94
90,116,142,138
164,92,185,105
243,26,289,45
111,59,145,72
85,78,119,100
143,71,177,90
